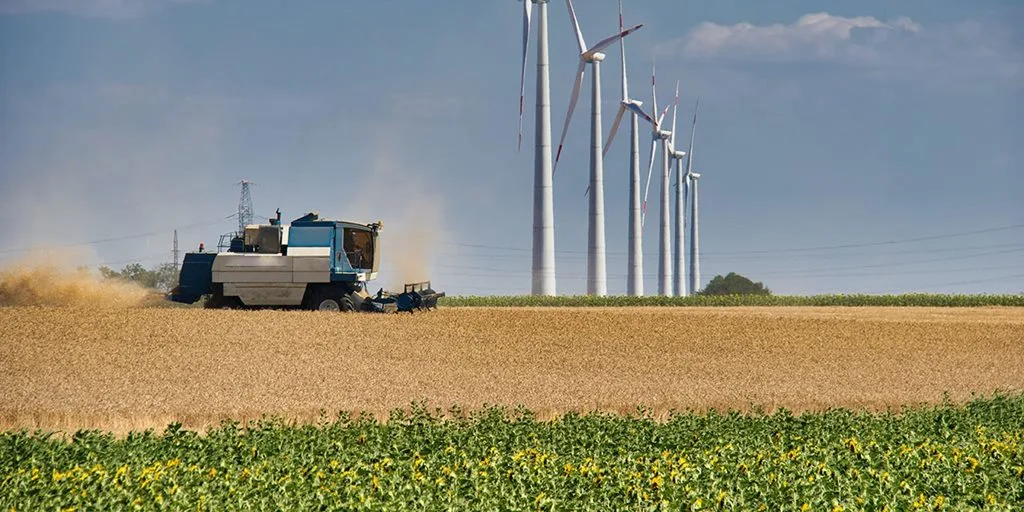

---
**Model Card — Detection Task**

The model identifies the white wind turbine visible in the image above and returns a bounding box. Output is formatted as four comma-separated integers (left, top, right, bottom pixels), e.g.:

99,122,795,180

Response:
553,0,642,296
601,0,657,297
667,82,689,297
685,99,702,295
519,0,556,296
640,61,675,296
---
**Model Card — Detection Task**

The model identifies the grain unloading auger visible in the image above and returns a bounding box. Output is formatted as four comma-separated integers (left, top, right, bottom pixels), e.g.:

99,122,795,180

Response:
168,211,444,313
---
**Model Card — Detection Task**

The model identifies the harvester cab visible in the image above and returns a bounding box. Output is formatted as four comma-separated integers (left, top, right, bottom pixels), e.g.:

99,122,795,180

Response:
168,211,443,312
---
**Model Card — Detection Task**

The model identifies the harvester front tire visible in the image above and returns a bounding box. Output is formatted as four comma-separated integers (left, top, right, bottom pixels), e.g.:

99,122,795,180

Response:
340,295,355,312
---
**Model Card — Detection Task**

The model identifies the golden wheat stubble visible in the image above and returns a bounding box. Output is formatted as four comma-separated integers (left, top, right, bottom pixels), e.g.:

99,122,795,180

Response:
1,306,1022,431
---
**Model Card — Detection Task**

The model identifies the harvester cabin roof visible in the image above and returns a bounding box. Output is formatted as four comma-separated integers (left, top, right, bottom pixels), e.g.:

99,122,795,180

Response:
289,219,376,232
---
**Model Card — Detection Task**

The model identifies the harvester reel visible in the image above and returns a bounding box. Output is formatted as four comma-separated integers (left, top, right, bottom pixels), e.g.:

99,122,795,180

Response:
366,282,445,314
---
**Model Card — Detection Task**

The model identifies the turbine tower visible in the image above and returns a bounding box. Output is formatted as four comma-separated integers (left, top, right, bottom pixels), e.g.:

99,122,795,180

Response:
519,0,556,296
603,0,657,296
553,0,642,296
641,62,675,296
685,99,701,295
667,82,688,297
237,180,254,235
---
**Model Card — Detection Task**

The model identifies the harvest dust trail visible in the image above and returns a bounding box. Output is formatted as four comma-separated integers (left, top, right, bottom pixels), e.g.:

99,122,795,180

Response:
1,307,1022,433
0,260,158,308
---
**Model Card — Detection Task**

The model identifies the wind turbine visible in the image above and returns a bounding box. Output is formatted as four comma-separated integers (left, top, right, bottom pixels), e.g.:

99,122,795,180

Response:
641,61,676,296
519,0,556,296
602,0,657,297
553,0,642,296
667,81,688,297
685,99,702,295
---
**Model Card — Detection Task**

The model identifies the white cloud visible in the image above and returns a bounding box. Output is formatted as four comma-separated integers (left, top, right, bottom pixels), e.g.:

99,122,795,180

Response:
660,12,1020,85
679,13,918,64
0,0,207,19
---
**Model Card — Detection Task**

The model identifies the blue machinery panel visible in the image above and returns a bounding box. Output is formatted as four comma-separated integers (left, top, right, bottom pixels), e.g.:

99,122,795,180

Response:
169,252,217,304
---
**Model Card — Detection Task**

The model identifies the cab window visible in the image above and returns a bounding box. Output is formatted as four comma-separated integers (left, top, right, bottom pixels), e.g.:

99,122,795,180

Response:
343,229,374,270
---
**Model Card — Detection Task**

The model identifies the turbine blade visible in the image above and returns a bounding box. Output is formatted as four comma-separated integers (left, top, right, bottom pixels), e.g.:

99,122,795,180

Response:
553,59,587,175
585,24,643,57
518,0,532,152
683,167,690,229
670,80,679,147
565,0,587,55
618,0,627,100
686,98,699,176
641,138,658,226
602,104,627,158
656,104,671,130
651,57,658,129
625,103,655,126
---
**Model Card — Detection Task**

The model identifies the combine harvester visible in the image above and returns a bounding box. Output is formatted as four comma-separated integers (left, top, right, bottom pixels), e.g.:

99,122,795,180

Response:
168,211,444,313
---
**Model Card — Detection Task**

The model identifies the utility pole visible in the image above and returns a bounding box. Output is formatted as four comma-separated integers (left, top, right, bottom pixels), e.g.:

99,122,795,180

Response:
238,180,254,235
172,229,179,273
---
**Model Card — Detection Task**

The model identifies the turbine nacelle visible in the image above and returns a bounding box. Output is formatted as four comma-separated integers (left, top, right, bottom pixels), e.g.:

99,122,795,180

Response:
672,150,687,160
553,0,642,173
658,129,672,140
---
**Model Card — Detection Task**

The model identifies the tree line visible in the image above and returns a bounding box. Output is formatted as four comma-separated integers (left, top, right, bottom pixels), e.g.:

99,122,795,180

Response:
98,261,770,297
99,263,178,293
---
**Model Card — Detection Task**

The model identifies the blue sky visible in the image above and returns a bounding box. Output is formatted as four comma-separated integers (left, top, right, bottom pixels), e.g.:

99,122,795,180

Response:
0,0,1021,295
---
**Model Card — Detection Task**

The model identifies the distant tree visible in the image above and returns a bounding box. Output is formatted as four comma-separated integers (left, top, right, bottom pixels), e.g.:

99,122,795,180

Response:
699,272,771,296
98,264,120,280
152,263,179,293
98,262,179,293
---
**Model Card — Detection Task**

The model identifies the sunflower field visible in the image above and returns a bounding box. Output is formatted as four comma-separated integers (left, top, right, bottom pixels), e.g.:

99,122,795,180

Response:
2,395,1023,510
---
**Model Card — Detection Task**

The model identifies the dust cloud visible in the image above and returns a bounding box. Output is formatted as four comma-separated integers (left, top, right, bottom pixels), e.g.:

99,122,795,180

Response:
0,255,158,308
339,127,449,292
384,198,443,290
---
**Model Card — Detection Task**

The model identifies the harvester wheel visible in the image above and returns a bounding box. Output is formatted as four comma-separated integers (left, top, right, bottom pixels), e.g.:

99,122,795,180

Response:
311,287,357,312
316,297,341,312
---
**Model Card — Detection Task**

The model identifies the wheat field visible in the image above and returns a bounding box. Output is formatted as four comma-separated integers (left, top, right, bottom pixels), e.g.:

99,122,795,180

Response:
1,306,1022,433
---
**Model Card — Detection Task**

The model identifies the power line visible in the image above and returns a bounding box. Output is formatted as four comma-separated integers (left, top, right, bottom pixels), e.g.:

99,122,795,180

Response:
432,246,1023,291
432,247,1023,278
734,224,1024,255
93,251,169,268
440,223,1024,257
757,247,1024,276
436,242,1024,263
0,214,236,255
763,264,1022,280
888,273,1024,293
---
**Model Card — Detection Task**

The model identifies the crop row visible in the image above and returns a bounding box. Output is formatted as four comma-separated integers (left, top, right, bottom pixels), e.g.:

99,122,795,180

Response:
442,294,1024,307
3,395,1023,510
